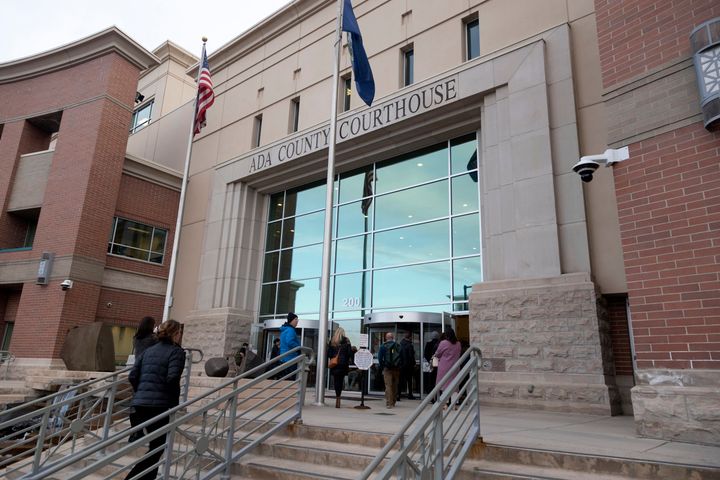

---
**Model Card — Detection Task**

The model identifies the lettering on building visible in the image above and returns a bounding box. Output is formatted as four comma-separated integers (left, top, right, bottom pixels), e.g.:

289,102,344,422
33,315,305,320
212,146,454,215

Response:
244,76,459,176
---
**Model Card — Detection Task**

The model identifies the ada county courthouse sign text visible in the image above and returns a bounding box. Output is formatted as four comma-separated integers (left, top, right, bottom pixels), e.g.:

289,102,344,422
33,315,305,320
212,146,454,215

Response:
238,75,459,177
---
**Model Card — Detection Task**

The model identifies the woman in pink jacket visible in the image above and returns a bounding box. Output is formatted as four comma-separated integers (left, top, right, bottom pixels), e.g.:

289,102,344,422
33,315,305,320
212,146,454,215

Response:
434,327,462,408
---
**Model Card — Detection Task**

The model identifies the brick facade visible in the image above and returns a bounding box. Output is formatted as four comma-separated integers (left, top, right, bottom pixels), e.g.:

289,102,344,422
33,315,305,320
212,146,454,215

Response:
0,33,167,363
107,174,179,278
596,0,720,444
614,125,720,370
596,0,720,89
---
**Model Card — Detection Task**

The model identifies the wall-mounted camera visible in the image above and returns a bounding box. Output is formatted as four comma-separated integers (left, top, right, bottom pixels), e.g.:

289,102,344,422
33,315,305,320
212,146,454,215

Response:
572,147,629,183
60,279,74,291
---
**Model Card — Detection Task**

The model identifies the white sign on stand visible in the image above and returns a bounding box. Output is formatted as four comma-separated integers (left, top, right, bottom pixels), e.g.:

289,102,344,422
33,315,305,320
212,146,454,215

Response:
354,349,374,370
358,333,369,349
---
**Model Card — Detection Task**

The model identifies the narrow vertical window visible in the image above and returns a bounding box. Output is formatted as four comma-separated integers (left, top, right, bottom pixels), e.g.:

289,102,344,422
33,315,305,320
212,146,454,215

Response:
403,48,414,87
465,18,480,61
289,98,300,133
342,75,352,112
253,114,263,148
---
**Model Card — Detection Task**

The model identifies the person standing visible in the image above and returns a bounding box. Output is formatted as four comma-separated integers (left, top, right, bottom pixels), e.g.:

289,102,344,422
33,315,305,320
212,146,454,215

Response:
327,326,352,408
377,332,401,408
279,312,300,379
398,331,416,400
423,331,440,394
434,327,462,408
128,316,158,442
132,316,158,359
125,320,186,480
270,338,281,359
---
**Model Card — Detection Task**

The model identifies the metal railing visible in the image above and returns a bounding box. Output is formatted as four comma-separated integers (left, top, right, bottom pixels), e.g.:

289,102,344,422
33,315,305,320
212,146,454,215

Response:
12,346,313,480
0,347,203,479
0,350,14,380
360,346,483,480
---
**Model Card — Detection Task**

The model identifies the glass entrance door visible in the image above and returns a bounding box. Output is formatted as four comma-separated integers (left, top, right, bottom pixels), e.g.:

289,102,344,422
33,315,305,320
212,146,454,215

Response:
363,312,445,398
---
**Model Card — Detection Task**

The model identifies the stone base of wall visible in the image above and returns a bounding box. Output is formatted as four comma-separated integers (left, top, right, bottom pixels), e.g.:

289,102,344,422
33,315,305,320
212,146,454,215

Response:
632,369,720,446
470,273,621,415
6,358,67,380
183,307,255,372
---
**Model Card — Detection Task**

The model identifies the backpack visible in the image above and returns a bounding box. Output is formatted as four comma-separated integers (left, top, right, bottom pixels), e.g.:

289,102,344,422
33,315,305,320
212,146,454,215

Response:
383,341,401,368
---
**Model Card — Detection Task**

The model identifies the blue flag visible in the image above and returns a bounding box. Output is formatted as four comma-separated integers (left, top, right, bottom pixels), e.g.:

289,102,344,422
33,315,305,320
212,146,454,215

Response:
342,0,375,107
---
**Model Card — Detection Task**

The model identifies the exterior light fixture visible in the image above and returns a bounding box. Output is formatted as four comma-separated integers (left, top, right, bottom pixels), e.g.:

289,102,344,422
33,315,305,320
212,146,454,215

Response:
690,17,720,130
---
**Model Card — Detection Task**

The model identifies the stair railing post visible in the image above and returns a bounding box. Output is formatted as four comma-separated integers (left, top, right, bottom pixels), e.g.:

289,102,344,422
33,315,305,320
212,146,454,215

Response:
221,379,240,480
433,412,444,480
161,412,178,479
474,349,482,439
32,409,51,474
182,352,192,403
295,350,309,423
101,374,119,441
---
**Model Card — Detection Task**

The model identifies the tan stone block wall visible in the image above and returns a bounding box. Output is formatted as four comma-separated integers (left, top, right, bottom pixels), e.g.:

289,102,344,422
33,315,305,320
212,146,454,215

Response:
470,273,621,414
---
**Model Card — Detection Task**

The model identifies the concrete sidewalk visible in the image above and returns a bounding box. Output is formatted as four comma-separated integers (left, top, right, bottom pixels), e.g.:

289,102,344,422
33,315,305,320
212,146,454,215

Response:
299,395,720,469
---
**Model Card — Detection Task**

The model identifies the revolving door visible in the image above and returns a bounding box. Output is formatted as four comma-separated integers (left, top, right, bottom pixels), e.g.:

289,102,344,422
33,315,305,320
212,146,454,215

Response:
363,311,447,398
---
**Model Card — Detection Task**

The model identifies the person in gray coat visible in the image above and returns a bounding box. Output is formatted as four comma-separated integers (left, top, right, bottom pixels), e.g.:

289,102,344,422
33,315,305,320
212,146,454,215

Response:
125,319,186,480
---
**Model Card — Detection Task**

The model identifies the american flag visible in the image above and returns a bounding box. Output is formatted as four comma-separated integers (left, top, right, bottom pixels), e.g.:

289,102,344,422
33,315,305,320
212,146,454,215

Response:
193,46,215,136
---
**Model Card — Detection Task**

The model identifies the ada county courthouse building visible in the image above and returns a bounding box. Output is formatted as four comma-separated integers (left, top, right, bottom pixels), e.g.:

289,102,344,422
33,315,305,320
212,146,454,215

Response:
1,0,719,446
169,0,719,445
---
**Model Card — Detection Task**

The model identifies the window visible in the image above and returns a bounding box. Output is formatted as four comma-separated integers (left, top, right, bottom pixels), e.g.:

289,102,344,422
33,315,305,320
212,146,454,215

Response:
342,75,352,112
259,133,481,319
253,114,263,148
403,47,414,86
465,18,480,60
108,217,168,264
289,98,300,133
130,100,153,133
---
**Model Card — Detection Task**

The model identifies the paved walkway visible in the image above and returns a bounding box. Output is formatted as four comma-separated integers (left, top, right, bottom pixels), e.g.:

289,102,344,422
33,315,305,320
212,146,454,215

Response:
300,395,720,469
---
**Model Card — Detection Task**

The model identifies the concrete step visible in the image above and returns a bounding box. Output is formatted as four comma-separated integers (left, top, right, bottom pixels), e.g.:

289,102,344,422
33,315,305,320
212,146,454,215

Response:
460,459,630,480
236,454,359,480
465,443,720,480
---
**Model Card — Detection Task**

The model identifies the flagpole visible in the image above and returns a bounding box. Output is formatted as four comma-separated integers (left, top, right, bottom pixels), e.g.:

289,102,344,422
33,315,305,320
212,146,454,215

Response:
315,0,344,405
162,38,207,323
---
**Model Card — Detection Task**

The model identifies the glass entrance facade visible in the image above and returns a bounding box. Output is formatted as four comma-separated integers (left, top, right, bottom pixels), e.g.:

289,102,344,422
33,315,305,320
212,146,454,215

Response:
260,133,482,342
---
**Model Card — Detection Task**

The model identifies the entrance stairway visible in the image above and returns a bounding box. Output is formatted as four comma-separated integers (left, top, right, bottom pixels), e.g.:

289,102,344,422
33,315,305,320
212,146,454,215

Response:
1,347,719,480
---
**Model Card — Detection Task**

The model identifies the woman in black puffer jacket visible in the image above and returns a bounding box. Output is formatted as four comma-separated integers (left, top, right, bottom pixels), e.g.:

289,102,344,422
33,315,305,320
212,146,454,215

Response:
126,319,186,480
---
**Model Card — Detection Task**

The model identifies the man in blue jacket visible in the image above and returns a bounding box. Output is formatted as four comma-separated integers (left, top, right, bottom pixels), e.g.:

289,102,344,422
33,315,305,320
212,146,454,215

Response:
279,312,300,379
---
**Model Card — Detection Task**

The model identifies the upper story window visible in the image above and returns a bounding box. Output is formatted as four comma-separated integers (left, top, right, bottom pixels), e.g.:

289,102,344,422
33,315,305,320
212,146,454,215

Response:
130,100,153,133
465,18,480,61
342,75,352,112
108,217,167,264
253,114,263,148
289,98,300,133
403,47,414,86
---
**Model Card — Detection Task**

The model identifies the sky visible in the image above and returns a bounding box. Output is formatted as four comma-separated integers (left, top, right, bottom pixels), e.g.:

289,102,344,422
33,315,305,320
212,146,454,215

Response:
0,0,294,63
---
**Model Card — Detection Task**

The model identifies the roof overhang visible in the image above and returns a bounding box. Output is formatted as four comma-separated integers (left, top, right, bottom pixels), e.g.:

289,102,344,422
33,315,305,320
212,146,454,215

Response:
0,26,160,85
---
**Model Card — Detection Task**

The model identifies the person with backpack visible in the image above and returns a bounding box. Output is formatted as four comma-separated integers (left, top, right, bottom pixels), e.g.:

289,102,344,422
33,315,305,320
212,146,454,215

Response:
327,326,352,408
398,331,416,400
377,332,401,408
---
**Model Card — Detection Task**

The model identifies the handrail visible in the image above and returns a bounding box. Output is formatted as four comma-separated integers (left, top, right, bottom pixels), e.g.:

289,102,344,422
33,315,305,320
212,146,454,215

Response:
16,346,314,480
0,347,203,479
360,346,483,480
0,350,15,380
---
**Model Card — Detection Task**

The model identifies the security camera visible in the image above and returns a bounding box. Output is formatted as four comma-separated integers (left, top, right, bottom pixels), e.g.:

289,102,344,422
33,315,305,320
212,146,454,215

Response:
60,279,73,291
572,147,629,183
